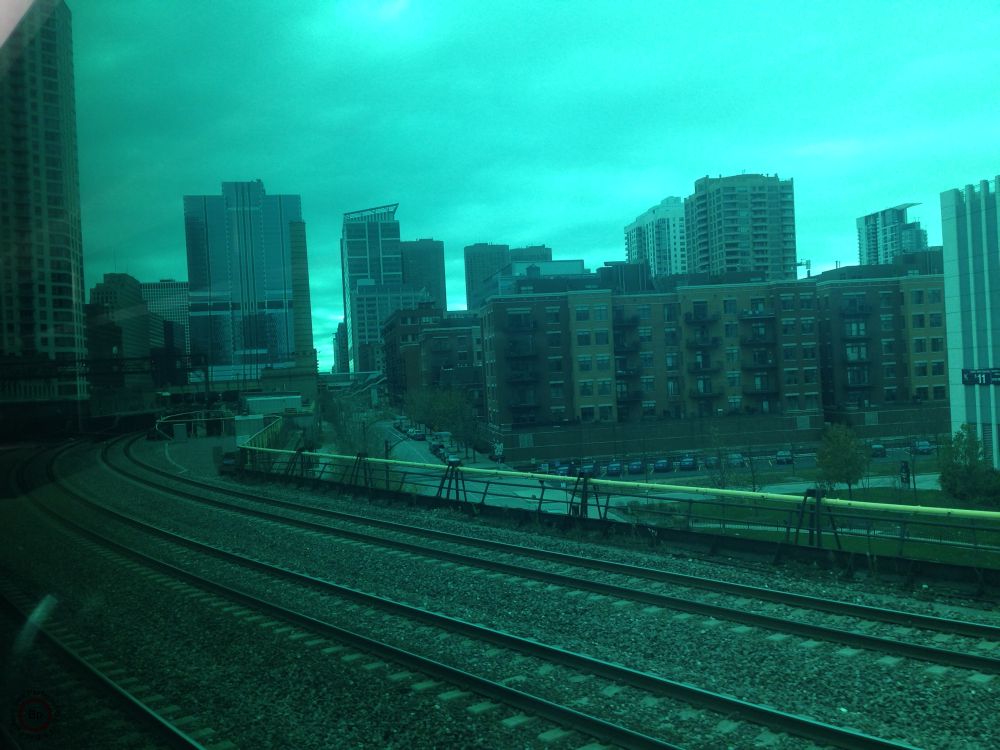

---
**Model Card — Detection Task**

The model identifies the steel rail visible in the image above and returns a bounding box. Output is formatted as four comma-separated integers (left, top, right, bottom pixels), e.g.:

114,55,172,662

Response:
32,449,680,750
47,448,917,750
113,435,1000,670
7,447,211,750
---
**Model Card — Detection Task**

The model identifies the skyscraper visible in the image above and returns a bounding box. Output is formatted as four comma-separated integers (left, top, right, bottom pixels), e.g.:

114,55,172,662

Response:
139,279,189,354
625,197,687,278
464,243,553,311
942,177,1000,466
184,180,310,383
684,174,797,281
340,204,443,373
857,203,929,265
0,0,87,408
400,239,447,309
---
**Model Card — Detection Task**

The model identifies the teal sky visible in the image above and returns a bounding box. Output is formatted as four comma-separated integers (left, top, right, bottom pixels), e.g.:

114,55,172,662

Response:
62,0,1000,370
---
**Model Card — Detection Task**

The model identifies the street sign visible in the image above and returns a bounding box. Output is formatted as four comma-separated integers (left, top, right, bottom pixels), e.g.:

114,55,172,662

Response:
962,368,1000,385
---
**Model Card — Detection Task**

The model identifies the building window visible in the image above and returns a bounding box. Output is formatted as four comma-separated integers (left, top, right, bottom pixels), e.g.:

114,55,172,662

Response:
596,354,610,371
880,315,894,332
667,378,680,396
884,387,897,402
786,395,801,411
912,314,925,328
784,369,798,385
883,364,896,379
802,345,816,360
575,306,590,321
545,308,560,323
845,343,868,361
728,396,742,411
880,292,893,309
928,289,942,304
724,322,738,338
723,299,737,314
801,318,815,334
804,394,819,410
581,406,595,422
548,356,563,372
844,320,866,336
547,332,561,346
639,326,652,342
637,305,650,320
550,382,564,399
803,368,817,384
911,289,924,304
665,352,678,370
931,337,943,352
782,345,797,360
881,339,894,355
599,405,613,420
727,371,740,387
913,338,926,353
577,330,591,346
664,329,679,345
915,362,928,376
580,381,593,396
846,367,869,385
594,305,608,321
578,355,592,371
598,379,612,395
641,376,654,393
915,386,929,401
781,319,796,335
933,385,946,400
640,351,653,368
595,330,609,345
663,303,678,322
780,295,794,311
929,312,942,327
800,295,814,309
931,361,945,376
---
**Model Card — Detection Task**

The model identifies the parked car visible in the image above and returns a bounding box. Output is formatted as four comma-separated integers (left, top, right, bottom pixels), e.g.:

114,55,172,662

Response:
726,452,747,468
870,443,886,458
579,462,597,476
652,458,672,473
677,455,698,471
604,461,623,477
555,465,570,477
535,462,550,474
703,455,720,469
914,440,933,455
627,460,645,475
411,431,426,441
775,450,794,465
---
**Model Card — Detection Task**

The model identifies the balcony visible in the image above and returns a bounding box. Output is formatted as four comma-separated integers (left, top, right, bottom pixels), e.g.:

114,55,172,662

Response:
614,339,640,352
740,335,776,347
505,345,537,359
841,329,870,340
738,308,776,319
615,368,641,379
504,319,537,332
688,389,719,400
508,401,540,410
506,370,538,384
684,311,720,325
687,362,720,374
613,314,639,328
743,386,779,396
839,303,872,316
685,336,721,350
741,359,777,370
616,390,643,403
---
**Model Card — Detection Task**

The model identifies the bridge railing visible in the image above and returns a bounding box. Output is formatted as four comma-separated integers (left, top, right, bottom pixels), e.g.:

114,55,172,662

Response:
237,443,1000,570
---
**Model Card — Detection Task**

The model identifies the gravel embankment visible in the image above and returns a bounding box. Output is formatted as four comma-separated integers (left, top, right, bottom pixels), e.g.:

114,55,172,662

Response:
53,441,1000,748
4,470,586,750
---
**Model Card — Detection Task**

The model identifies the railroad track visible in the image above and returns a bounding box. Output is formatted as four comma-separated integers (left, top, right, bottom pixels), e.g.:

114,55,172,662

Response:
107,434,1000,673
38,437,925,750
2,448,226,750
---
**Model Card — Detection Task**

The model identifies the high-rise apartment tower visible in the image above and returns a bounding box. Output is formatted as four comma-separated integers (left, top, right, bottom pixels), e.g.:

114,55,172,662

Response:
684,174,797,281
0,0,87,407
857,203,929,265
625,197,686,277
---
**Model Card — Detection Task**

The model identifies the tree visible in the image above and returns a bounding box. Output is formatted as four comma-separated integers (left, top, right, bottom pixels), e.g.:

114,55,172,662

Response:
816,424,867,498
939,424,1000,505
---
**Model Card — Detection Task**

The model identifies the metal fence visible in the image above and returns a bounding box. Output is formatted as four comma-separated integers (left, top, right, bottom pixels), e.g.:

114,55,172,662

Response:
238,441,1000,571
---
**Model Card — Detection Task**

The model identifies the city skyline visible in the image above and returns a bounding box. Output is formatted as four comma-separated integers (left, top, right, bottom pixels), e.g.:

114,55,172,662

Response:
7,1,1000,372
